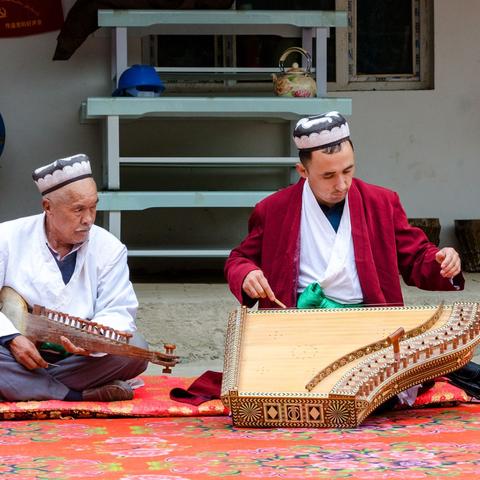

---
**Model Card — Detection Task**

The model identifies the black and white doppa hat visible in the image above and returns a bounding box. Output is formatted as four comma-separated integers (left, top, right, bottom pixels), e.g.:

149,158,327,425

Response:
32,154,93,195
293,111,350,152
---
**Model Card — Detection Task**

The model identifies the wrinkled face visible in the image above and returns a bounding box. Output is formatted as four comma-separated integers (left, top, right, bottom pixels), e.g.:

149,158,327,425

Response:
43,178,98,248
296,141,355,207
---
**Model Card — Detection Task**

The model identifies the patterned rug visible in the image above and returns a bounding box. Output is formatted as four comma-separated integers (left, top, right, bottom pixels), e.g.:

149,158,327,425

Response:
0,404,479,479
0,376,229,420
0,375,471,421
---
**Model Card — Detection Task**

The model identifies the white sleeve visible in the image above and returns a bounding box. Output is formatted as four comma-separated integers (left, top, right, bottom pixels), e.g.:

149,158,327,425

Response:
0,241,20,337
0,312,20,337
92,244,138,333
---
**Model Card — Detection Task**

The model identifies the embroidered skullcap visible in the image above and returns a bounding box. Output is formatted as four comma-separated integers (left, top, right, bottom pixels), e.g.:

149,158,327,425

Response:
293,111,350,152
32,154,92,195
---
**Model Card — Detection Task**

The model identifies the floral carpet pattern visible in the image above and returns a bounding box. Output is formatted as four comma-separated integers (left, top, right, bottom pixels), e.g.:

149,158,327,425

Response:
0,405,479,479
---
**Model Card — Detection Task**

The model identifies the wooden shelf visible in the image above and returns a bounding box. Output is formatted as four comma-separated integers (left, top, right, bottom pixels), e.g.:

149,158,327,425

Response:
81,96,352,121
89,9,351,257
128,248,232,258
98,9,347,29
97,191,274,211
118,157,298,166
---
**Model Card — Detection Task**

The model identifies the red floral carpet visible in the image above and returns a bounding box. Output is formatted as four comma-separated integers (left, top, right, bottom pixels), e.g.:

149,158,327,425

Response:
0,376,478,478
0,405,479,479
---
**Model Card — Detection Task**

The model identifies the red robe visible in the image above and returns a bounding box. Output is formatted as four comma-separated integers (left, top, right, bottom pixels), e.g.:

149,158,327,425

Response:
225,178,464,308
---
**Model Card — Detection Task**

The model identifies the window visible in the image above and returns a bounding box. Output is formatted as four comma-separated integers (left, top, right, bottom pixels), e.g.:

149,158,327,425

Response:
337,0,433,90
145,0,433,92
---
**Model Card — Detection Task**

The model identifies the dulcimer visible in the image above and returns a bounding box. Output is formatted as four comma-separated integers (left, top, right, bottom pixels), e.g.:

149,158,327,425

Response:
0,287,179,372
222,303,480,428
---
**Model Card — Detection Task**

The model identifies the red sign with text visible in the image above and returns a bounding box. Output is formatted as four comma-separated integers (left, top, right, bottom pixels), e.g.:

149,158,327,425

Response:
0,0,63,37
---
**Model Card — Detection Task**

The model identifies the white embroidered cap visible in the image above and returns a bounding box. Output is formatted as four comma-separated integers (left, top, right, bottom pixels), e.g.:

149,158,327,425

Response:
32,154,93,195
293,111,350,152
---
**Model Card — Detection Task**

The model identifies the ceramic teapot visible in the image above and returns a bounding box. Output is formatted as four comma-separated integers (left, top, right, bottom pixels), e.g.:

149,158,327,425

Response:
272,47,317,98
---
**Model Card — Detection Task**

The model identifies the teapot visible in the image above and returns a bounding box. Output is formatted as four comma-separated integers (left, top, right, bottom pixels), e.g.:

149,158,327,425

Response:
272,47,317,98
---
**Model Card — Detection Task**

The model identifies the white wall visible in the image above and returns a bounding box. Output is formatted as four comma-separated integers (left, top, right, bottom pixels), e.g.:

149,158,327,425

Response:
0,0,109,217
347,0,480,245
0,0,479,250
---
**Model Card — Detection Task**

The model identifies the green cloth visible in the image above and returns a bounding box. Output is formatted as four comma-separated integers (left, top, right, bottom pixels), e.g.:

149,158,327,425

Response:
297,282,361,309
39,342,70,358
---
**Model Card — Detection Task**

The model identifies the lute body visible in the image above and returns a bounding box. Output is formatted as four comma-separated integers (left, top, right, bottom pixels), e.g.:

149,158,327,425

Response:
0,287,178,371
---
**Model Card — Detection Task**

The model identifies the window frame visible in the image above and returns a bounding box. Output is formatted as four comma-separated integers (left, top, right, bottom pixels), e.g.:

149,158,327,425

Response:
333,0,433,91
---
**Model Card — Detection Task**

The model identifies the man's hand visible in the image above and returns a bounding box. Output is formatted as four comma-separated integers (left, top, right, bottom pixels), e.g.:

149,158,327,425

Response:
435,247,461,278
9,335,49,370
242,269,277,302
60,336,90,356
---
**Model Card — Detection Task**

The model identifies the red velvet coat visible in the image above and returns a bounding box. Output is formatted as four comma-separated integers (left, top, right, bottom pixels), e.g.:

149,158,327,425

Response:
225,178,464,308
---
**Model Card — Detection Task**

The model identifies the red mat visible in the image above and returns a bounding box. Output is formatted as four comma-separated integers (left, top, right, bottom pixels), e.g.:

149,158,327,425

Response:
0,405,479,479
0,375,228,420
0,375,470,420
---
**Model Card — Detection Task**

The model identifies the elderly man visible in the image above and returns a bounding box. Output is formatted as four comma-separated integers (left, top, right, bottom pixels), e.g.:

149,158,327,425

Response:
226,111,463,308
0,154,148,402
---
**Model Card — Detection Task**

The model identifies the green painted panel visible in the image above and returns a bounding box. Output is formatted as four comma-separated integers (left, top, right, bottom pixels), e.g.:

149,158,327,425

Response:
98,9,347,28
82,97,352,120
97,190,274,210
128,249,231,257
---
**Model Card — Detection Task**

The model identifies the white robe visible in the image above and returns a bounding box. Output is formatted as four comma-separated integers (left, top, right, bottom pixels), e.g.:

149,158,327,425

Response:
0,214,138,337
298,180,363,304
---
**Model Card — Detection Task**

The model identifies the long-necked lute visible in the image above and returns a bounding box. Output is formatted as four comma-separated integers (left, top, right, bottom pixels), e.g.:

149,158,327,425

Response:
0,287,179,372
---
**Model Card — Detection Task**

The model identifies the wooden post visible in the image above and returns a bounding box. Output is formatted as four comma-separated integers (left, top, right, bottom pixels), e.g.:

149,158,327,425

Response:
455,219,480,272
408,218,441,246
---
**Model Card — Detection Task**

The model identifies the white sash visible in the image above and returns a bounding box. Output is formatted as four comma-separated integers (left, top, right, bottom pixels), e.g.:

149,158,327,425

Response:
298,180,363,304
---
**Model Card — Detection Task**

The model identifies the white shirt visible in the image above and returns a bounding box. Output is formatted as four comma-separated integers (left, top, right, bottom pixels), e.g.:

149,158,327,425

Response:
298,180,363,304
0,214,138,337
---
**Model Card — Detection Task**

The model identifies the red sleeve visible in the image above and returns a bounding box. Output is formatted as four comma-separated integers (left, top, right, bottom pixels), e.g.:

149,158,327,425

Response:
393,193,464,291
224,203,265,306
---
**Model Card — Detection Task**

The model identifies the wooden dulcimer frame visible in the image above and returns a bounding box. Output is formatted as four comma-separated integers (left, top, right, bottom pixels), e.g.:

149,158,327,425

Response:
221,303,480,428
0,287,178,371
